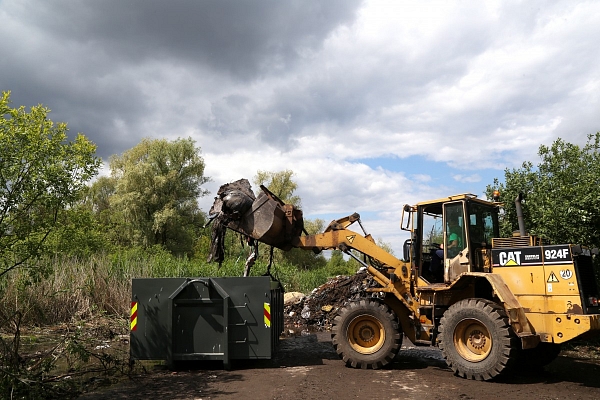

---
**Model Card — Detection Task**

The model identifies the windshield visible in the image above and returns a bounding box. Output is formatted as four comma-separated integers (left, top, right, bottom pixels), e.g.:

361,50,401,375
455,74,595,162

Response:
467,202,499,245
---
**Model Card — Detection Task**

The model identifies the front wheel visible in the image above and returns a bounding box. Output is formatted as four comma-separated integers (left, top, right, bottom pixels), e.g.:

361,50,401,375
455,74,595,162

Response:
331,299,402,369
438,298,519,380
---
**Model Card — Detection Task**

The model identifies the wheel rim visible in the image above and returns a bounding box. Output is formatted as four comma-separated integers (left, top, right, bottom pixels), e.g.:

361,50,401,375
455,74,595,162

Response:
453,318,492,362
347,314,385,354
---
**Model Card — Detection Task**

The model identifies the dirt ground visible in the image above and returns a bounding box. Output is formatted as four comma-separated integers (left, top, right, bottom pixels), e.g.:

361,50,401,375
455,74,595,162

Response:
76,273,600,399
79,332,600,400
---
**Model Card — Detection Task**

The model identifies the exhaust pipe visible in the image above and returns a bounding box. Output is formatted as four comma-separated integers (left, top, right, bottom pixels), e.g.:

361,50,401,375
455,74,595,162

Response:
515,192,527,237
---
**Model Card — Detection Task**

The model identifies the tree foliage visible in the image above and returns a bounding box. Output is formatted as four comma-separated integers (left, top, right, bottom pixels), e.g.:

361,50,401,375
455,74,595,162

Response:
93,137,210,255
0,92,100,278
44,204,109,258
280,218,327,270
254,169,300,206
486,133,600,247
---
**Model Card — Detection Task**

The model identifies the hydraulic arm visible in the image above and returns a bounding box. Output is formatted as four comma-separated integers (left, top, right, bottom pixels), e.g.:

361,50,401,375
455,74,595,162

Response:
291,216,418,315
208,180,420,317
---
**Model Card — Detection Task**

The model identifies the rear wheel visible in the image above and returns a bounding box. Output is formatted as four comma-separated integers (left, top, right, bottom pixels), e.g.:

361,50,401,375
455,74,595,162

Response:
331,299,401,369
438,298,519,380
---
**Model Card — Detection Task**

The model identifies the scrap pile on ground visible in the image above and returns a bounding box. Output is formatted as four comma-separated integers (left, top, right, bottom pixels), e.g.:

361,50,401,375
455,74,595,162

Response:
284,269,379,332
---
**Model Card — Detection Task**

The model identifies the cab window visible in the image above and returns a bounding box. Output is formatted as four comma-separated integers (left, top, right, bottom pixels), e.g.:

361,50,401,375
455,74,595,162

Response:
444,202,465,258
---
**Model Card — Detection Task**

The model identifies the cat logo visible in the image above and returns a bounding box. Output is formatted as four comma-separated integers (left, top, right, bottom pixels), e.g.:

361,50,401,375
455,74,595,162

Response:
547,272,559,283
499,251,522,266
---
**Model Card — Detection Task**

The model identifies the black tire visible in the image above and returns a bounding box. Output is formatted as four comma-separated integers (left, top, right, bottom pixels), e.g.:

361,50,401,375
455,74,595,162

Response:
331,299,402,369
438,298,519,380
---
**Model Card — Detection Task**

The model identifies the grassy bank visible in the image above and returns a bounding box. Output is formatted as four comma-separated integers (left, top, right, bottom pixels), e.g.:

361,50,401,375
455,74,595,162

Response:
0,247,357,327
0,247,357,398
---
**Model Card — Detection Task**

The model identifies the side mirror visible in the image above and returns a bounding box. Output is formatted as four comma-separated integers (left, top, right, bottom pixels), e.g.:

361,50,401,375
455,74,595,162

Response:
403,239,412,262
401,204,413,231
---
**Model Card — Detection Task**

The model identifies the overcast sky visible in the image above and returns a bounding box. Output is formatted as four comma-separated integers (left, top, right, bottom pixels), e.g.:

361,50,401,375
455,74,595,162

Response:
1,0,599,253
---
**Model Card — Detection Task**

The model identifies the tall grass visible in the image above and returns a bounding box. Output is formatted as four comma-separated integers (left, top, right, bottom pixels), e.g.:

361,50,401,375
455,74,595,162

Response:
0,247,358,327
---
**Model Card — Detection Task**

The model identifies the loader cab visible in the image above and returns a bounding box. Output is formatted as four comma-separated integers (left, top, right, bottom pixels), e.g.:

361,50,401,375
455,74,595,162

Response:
409,194,500,284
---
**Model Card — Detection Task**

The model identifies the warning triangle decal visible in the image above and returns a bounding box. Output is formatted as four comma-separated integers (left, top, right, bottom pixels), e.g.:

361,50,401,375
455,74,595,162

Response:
346,235,355,244
547,272,559,283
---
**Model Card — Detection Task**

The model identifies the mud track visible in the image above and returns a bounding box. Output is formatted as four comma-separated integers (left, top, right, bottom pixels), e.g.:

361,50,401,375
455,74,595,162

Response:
80,332,600,400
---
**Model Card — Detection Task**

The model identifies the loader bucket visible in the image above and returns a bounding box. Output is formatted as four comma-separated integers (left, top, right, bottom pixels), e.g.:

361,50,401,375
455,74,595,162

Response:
227,187,304,250
208,179,304,264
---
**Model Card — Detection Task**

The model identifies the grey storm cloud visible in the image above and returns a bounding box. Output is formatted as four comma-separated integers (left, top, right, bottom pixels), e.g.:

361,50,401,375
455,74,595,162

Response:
1,0,599,171
26,0,361,79
0,0,363,158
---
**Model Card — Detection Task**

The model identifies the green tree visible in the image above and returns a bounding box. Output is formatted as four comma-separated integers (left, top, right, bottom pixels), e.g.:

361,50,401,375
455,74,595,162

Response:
281,218,327,270
486,133,600,247
254,169,300,206
328,249,347,269
87,176,129,246
44,205,109,258
101,137,210,255
0,92,100,278
44,177,116,258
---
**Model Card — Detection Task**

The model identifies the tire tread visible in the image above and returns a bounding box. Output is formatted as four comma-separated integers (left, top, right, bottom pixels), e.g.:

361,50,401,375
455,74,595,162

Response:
331,299,401,369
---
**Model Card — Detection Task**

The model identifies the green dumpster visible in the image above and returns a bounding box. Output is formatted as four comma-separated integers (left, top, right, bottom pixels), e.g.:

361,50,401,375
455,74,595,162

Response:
130,276,284,369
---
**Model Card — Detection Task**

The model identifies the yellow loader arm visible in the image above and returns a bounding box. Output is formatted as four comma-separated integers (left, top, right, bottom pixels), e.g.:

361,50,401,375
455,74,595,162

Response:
209,182,418,315
291,215,418,314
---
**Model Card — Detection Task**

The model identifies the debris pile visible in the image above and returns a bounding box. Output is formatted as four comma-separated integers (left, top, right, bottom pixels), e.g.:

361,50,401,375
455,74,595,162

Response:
284,269,378,332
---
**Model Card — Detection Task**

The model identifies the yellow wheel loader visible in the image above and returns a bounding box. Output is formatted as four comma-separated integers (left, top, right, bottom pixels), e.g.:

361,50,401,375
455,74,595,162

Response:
209,181,600,380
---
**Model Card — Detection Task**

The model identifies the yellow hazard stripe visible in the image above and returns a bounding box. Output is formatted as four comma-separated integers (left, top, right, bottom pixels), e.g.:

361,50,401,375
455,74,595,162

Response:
264,302,271,328
130,301,138,331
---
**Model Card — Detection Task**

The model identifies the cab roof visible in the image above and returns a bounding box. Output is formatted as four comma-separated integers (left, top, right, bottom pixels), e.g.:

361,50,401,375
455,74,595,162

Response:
414,193,498,208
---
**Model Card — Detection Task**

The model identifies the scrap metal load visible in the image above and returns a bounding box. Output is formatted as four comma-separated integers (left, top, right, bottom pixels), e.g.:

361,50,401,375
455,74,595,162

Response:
207,179,305,264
